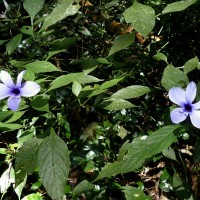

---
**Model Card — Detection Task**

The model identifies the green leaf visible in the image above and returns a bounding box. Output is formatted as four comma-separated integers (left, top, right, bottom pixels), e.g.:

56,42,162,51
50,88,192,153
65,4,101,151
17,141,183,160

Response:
0,39,9,45
5,111,25,123
162,0,197,14
31,95,49,112
108,33,135,56
72,81,82,97
24,61,60,73
47,73,102,92
94,125,179,181
15,137,42,185
161,64,189,91
15,176,27,200
153,52,168,64
21,193,43,200
122,186,151,200
40,0,80,31
21,26,33,36
37,129,70,200
162,147,177,162
23,0,45,25
100,77,124,90
0,122,22,131
73,180,94,196
0,111,13,122
6,34,22,55
101,99,135,110
184,56,199,74
111,85,150,99
123,1,155,38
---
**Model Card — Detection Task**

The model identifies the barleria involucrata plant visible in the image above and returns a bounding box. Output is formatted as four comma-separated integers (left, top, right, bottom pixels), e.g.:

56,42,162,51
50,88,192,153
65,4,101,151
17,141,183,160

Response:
0,0,200,199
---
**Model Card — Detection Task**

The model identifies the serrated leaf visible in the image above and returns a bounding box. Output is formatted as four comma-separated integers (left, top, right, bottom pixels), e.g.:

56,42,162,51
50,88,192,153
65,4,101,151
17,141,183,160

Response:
24,61,60,73
94,125,179,181
72,81,82,97
123,1,155,38
101,99,135,110
40,0,80,31
111,85,150,99
37,129,70,200
23,0,45,25
15,137,42,185
47,73,102,92
108,33,135,56
162,0,197,14
122,186,151,200
161,64,189,91
6,34,22,55
184,56,199,74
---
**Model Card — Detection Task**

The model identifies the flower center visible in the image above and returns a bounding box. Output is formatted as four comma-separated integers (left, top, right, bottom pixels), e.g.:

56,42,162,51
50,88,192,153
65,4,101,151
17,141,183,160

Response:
184,103,192,112
11,88,20,95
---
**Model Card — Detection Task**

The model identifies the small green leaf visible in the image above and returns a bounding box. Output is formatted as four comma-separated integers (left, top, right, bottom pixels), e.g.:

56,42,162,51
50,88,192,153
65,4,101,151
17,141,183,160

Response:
72,81,82,97
23,0,45,25
162,147,177,162
48,73,102,92
40,0,80,31
111,85,150,99
0,111,13,122
108,33,135,56
21,26,33,36
161,64,189,91
0,122,22,131
38,129,70,200
162,0,197,14
6,34,22,55
21,192,43,200
73,180,94,196
122,186,151,200
123,1,155,38
153,52,168,64
101,99,135,110
31,95,49,112
24,61,60,73
184,56,199,74
100,77,124,90
5,111,25,123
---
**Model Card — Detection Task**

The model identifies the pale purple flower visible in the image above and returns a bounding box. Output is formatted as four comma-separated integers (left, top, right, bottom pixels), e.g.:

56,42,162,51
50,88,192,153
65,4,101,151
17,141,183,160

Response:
168,81,200,128
0,70,40,111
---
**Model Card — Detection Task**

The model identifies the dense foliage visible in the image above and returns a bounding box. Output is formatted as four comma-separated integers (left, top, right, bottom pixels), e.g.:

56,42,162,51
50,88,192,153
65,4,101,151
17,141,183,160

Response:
0,0,200,199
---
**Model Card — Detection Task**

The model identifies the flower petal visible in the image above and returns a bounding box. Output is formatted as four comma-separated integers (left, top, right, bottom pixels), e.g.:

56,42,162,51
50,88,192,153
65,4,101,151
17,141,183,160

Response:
0,70,15,88
190,110,200,128
0,83,11,99
185,81,196,103
170,107,188,124
193,101,200,109
168,87,186,106
7,95,21,111
16,71,26,87
20,81,40,97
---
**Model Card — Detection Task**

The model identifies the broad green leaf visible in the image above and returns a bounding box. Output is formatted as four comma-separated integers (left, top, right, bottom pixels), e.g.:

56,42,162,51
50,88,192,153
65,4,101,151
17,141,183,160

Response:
0,122,22,131
23,0,45,25
184,56,199,74
46,50,64,61
162,0,197,14
123,1,155,38
40,0,80,31
94,125,179,181
73,180,94,195
111,85,150,99
122,186,151,200
21,193,43,200
0,111,13,122
161,64,189,91
100,77,124,90
37,129,70,200
31,95,49,112
47,73,102,91
15,137,42,185
108,33,135,56
24,61,60,73
72,81,82,97
5,111,25,123
6,34,22,55
153,52,168,64
101,99,135,110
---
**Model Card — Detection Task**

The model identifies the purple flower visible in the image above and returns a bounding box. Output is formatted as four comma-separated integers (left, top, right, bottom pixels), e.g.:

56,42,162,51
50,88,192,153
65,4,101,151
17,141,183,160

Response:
0,70,40,111
168,81,200,128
